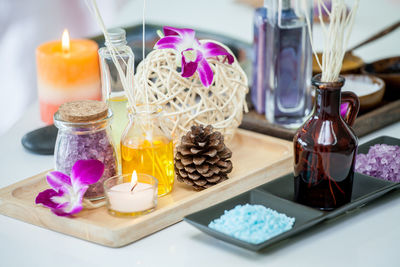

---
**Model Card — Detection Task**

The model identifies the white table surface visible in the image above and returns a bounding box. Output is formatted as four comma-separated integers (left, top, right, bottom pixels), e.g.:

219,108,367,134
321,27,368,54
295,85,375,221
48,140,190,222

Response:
1,0,400,266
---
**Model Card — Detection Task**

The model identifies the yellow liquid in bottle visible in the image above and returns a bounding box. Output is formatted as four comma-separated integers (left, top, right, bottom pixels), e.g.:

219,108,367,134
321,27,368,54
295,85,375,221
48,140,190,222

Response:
121,136,175,196
107,96,129,172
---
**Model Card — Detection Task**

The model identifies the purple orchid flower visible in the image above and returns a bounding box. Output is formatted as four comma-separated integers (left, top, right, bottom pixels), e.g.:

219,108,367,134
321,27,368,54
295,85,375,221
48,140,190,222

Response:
340,102,349,119
155,26,234,87
35,160,104,216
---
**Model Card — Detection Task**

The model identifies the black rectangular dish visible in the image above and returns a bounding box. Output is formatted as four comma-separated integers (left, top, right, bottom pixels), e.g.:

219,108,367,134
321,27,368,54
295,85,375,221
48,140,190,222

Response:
185,190,325,251
184,136,400,251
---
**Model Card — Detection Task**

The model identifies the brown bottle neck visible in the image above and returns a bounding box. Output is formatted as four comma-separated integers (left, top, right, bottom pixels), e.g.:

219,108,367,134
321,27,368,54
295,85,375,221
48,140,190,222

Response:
315,88,341,118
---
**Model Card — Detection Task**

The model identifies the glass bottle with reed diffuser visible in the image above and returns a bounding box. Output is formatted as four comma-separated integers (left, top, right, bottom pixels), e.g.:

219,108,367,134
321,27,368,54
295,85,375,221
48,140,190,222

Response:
121,105,175,196
293,0,360,210
98,28,134,171
293,74,360,210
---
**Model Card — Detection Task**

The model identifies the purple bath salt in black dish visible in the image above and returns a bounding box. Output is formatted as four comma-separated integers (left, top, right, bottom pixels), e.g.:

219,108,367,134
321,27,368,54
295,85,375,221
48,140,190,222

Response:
356,144,400,183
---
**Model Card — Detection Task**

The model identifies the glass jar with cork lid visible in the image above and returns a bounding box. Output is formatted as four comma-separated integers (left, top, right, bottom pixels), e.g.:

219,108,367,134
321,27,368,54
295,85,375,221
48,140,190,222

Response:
54,100,118,200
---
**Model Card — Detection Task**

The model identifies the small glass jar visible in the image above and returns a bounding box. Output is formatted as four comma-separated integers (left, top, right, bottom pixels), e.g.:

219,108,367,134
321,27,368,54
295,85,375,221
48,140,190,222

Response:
98,28,135,172
104,173,158,217
121,105,175,197
54,109,118,200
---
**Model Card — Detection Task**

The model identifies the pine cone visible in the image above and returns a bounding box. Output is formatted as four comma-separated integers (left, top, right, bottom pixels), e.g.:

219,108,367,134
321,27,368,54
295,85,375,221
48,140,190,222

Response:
175,125,233,190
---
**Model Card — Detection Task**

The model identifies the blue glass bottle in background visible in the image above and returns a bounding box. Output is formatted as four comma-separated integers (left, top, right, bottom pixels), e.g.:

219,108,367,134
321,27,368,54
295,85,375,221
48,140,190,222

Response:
251,6,267,114
265,0,313,128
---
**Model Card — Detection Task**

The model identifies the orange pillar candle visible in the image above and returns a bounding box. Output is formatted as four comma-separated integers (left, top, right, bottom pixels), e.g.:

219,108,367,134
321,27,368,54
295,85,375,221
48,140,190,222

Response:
36,29,101,124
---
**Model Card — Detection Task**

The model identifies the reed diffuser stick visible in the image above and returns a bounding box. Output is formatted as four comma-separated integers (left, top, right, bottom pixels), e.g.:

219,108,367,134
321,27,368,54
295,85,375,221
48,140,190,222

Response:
86,0,136,111
142,0,150,109
303,0,359,82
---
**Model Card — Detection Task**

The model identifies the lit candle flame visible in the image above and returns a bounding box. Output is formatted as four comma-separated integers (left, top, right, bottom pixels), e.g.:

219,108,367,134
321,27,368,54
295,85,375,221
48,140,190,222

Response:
61,29,70,53
130,170,138,192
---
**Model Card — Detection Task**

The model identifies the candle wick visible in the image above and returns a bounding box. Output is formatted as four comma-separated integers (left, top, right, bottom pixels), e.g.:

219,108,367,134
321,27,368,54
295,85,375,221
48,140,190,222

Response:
130,170,138,192
130,183,137,192
62,48,71,58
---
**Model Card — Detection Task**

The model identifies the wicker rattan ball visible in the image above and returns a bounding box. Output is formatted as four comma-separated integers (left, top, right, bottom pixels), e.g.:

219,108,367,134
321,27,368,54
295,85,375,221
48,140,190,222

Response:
135,40,248,143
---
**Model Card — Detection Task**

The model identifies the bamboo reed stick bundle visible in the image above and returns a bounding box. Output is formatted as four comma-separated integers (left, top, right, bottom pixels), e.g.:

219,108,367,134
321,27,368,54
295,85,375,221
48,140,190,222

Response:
86,0,154,139
303,0,359,82
85,0,137,111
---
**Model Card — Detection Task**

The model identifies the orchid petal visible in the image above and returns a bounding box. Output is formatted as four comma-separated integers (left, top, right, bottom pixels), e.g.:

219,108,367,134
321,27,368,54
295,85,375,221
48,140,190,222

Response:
154,27,235,87
157,26,198,53
154,36,182,50
181,60,198,78
49,202,69,216
340,102,349,118
46,171,71,190
67,187,87,214
163,26,195,40
181,49,202,78
197,59,214,87
35,159,105,217
36,189,70,216
51,202,73,217
70,159,104,187
51,186,87,216
200,42,234,64
52,208,74,217
35,189,63,209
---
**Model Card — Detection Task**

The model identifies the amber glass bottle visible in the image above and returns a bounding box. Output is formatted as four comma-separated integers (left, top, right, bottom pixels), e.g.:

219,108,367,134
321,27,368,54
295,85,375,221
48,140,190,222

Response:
293,74,360,210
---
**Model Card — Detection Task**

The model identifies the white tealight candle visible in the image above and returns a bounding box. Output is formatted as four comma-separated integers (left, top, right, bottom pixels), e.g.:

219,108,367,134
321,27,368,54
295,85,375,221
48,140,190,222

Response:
104,172,158,216
108,183,155,213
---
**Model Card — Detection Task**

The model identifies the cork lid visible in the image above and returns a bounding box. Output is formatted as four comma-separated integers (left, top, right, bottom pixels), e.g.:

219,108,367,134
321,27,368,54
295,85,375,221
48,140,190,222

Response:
58,100,109,123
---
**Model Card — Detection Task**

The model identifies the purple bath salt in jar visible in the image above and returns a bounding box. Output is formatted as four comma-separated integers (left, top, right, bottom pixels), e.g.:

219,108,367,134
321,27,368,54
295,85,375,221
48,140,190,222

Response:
54,100,118,200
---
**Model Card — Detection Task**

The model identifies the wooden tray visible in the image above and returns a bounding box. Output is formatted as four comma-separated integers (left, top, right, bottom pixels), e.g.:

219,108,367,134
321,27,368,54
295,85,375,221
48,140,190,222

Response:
241,99,400,141
0,129,292,247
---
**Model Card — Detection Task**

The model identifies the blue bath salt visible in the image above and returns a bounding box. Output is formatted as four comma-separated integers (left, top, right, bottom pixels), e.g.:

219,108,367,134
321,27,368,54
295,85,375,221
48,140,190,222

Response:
208,204,295,244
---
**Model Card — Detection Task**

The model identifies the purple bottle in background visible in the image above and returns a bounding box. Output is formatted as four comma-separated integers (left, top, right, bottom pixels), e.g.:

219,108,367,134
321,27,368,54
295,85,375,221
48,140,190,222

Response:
265,0,313,128
251,7,267,114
